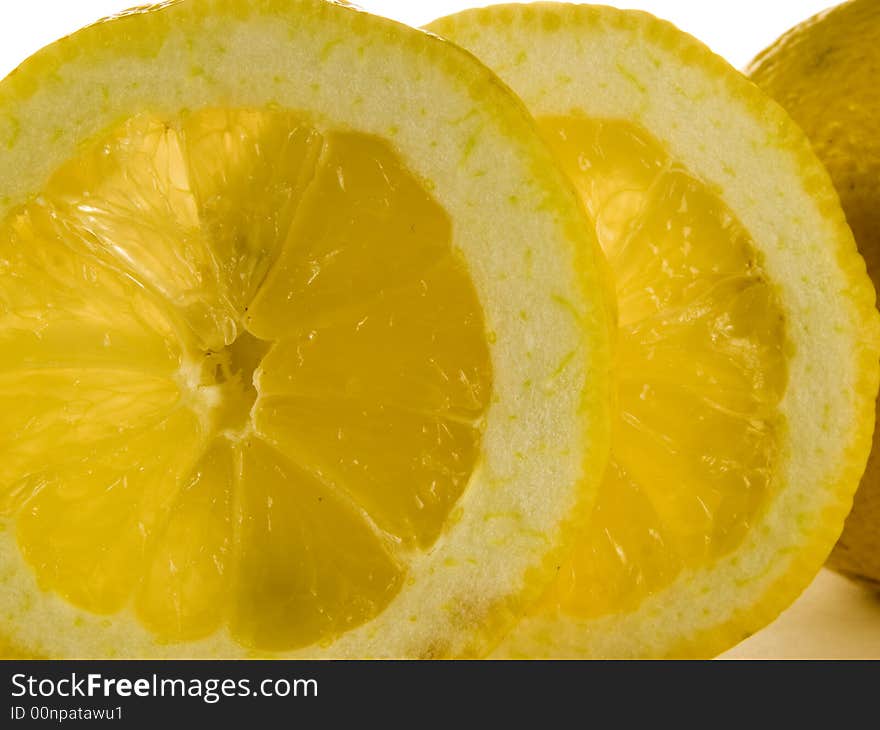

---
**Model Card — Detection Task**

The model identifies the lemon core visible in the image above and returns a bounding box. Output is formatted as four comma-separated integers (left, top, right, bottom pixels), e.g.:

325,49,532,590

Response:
199,331,271,435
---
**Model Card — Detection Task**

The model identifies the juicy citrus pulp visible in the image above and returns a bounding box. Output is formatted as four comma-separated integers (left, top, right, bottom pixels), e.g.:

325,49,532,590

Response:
428,3,880,657
536,116,787,618
2,106,491,650
0,0,612,658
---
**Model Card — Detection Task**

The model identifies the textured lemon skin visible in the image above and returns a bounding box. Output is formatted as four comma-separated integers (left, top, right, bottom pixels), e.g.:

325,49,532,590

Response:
748,0,880,584
429,3,880,657
0,0,613,658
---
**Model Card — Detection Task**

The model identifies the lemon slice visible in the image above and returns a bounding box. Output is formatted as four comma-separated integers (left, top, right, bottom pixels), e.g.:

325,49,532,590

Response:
0,0,612,658
428,3,880,657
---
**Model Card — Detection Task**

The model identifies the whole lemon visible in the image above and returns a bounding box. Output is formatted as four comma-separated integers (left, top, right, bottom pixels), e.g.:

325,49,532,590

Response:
749,0,880,582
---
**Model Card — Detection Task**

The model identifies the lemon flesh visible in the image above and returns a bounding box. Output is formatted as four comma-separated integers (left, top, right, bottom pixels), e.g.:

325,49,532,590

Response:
0,0,613,658
0,108,490,651
537,116,786,618
429,4,880,657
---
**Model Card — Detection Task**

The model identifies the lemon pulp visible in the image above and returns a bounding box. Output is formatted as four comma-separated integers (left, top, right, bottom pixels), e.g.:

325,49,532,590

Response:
0,108,492,650
537,117,788,618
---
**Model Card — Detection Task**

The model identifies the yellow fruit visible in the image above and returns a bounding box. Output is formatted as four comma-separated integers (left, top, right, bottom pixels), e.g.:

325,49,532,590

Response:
0,0,613,658
748,0,880,584
428,3,880,657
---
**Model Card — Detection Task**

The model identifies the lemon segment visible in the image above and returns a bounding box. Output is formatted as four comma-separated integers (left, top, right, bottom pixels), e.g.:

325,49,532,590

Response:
17,406,203,614
245,131,455,338
180,110,325,317
536,117,786,618
255,395,482,549
232,438,401,651
255,254,490,419
0,203,181,374
42,115,236,350
135,438,236,641
0,371,182,516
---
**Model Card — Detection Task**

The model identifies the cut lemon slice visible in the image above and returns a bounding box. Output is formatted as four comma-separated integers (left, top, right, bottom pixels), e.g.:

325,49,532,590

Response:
428,3,880,657
0,0,612,658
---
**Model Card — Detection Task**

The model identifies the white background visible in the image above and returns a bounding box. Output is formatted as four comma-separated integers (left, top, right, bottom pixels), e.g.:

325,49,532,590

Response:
0,1,831,79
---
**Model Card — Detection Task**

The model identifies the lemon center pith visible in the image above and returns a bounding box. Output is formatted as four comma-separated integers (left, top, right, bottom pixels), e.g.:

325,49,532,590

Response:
196,331,270,435
0,107,492,650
